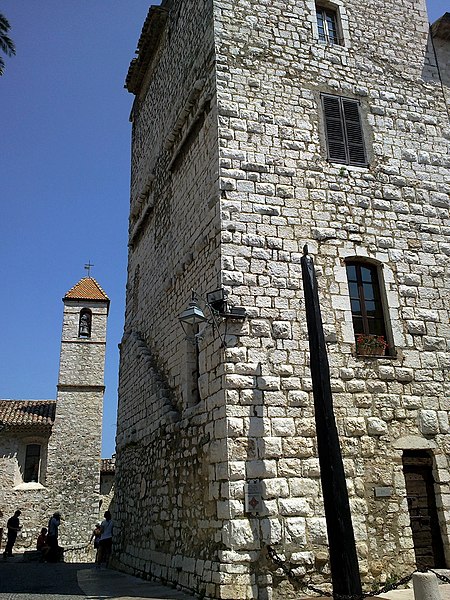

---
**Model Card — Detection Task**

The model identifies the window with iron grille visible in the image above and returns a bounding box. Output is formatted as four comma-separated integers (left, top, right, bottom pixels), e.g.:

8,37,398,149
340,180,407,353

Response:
316,5,341,45
322,95,367,166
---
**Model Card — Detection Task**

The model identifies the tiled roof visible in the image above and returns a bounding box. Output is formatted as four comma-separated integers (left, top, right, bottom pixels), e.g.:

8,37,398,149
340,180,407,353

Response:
0,400,56,428
64,277,109,302
100,458,115,474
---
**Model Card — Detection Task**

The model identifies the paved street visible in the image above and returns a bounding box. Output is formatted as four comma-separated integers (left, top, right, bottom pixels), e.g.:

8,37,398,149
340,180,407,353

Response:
0,557,195,600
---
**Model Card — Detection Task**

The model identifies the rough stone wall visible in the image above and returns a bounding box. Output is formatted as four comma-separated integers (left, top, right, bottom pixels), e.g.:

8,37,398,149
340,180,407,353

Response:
213,0,449,598
47,298,107,551
0,297,107,561
0,429,54,552
116,0,449,598
114,0,224,594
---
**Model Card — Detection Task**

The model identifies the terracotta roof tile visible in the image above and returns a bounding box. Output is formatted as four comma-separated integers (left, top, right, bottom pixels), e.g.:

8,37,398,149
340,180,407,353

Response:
100,458,115,474
0,400,56,428
64,277,109,302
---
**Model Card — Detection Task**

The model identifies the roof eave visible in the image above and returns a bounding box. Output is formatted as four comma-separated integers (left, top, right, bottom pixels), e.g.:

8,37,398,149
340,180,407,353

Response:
431,12,450,40
125,6,169,96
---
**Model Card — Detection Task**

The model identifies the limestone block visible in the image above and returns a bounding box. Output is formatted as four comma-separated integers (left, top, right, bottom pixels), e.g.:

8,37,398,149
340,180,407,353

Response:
340,368,355,380
228,417,245,437
250,320,271,337
279,497,310,516
278,458,302,477
407,320,426,335
217,500,231,519
235,362,261,376
395,368,414,382
260,518,282,544
222,270,244,285
308,517,328,545
225,375,255,389
403,395,422,409
246,416,269,437
291,551,314,566
346,380,366,393
345,417,366,437
285,517,307,545
258,376,281,391
281,377,303,390
262,478,289,499
423,337,446,351
302,458,321,478
378,366,396,380
288,391,309,406
209,440,228,463
258,437,282,458
282,437,314,458
223,519,260,550
272,321,292,339
219,550,255,563
246,459,277,478
418,410,439,435
271,418,296,437
229,461,246,480
438,411,449,433
367,417,388,436
215,418,228,438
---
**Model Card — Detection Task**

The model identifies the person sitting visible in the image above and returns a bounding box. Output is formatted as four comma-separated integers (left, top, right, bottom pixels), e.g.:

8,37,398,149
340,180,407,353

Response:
36,527,49,561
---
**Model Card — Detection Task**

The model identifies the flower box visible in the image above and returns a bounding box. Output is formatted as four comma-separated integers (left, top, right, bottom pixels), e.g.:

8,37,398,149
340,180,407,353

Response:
356,334,388,357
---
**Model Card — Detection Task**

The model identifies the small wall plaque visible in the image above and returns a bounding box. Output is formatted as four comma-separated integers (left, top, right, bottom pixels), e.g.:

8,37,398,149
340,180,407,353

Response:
245,479,262,513
374,486,393,498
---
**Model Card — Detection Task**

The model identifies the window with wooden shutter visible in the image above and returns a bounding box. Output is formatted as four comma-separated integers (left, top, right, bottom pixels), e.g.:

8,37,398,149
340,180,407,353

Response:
322,94,367,166
24,444,41,483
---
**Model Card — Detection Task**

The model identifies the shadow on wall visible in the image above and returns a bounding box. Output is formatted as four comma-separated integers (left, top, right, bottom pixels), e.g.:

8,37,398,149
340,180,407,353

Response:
422,15,450,87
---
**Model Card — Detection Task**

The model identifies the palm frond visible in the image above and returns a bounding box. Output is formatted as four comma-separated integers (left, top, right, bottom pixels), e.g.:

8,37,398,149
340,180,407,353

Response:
0,34,15,56
0,12,15,74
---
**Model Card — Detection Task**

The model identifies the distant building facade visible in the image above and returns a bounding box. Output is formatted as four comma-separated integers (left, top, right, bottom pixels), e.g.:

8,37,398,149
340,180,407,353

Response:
0,277,110,558
114,1,450,599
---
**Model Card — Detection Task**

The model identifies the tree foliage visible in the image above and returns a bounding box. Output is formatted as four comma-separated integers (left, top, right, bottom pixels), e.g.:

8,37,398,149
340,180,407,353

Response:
0,13,15,76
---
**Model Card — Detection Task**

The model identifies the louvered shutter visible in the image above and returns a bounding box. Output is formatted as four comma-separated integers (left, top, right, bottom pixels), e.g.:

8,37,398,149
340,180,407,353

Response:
322,95,367,166
323,95,347,163
342,99,366,165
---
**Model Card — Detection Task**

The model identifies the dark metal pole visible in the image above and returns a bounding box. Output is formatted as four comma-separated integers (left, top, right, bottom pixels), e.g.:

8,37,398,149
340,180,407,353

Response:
300,245,362,599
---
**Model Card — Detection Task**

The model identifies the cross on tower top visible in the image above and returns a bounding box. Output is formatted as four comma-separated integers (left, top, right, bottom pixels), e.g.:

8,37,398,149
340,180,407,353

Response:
84,261,94,277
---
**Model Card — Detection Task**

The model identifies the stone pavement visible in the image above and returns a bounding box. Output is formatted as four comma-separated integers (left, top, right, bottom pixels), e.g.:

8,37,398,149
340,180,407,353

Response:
2,556,450,600
0,556,195,600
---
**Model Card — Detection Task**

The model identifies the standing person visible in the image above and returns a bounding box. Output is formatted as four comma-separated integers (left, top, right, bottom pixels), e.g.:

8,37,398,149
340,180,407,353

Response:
89,523,101,565
97,510,113,568
46,512,61,562
3,510,22,558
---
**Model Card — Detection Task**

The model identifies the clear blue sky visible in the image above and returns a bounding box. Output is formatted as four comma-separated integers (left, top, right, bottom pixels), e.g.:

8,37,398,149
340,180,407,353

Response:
0,0,447,457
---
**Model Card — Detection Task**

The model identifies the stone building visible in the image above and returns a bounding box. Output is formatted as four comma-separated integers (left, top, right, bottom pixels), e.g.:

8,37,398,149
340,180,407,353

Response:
100,456,116,514
114,1,449,598
0,277,109,558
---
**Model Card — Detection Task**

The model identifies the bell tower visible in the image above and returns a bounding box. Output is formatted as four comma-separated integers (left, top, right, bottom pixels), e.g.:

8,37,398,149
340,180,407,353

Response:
47,277,109,545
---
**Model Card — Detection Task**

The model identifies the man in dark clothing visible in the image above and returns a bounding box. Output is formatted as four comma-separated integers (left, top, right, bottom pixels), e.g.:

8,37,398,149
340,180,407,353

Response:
3,510,21,557
46,511,61,562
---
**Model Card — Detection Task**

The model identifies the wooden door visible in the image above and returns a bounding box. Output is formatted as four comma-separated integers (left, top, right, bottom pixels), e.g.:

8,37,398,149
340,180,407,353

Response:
402,451,446,568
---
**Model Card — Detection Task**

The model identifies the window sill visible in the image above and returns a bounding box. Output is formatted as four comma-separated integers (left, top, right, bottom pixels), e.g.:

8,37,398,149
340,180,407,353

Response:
355,352,397,360
13,482,45,491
